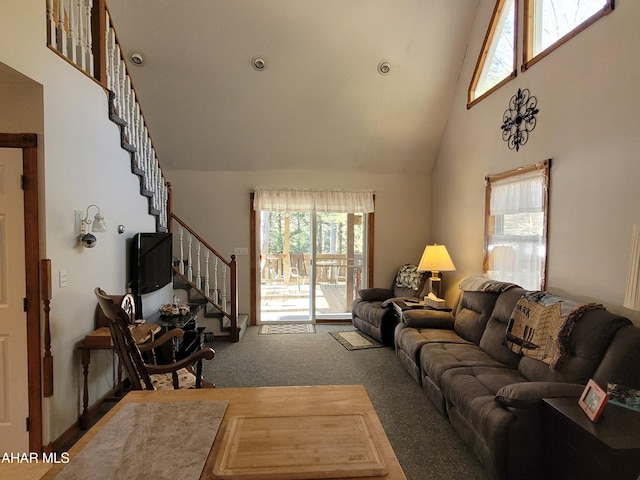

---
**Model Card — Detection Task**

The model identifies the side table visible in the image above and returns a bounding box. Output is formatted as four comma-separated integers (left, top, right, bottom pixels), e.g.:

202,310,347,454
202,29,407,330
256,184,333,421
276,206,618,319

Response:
392,299,451,323
543,397,640,479
78,323,160,429
391,299,425,321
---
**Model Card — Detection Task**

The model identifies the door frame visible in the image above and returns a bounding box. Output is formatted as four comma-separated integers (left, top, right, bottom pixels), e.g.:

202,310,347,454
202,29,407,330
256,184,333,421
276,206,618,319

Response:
0,133,42,453
249,192,375,326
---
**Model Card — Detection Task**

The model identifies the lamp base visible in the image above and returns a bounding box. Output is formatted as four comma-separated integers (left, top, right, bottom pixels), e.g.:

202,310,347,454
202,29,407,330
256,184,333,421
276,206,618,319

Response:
428,274,442,299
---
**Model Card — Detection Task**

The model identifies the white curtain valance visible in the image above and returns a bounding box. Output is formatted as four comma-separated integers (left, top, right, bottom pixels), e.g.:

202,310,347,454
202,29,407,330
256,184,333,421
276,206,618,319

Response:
490,170,546,216
253,189,374,213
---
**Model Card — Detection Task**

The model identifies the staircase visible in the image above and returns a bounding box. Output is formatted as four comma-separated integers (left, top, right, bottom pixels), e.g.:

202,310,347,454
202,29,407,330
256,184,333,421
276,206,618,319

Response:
46,0,246,341
169,214,248,342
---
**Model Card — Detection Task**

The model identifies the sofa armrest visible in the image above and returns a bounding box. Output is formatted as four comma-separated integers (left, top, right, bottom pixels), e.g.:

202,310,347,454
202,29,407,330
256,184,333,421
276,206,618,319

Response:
402,309,455,329
495,382,585,408
357,288,394,302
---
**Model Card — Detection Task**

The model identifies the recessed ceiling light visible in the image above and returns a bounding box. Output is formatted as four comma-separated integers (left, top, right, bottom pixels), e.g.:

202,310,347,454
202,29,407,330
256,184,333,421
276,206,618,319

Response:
130,52,145,66
378,61,391,75
252,56,266,71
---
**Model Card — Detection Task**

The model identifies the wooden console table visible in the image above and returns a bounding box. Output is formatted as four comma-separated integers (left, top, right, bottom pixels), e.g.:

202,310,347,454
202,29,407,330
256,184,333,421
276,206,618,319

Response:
45,385,407,480
77,323,160,429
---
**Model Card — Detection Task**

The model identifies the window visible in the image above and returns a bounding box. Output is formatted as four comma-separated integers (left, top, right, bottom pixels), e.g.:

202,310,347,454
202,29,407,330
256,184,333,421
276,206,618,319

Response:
468,0,517,107
484,160,550,290
469,0,614,106
524,0,614,69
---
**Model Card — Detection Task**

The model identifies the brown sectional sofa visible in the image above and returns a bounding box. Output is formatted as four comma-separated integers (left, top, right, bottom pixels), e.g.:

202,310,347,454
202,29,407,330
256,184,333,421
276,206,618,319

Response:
394,279,640,480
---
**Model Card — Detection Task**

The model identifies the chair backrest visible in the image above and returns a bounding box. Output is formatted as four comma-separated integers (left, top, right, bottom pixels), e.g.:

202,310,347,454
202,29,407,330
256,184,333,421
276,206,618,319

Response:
289,253,308,276
94,287,154,390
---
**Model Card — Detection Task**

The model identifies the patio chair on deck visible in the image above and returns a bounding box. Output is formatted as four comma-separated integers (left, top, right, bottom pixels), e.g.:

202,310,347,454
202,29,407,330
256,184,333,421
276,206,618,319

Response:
287,253,309,290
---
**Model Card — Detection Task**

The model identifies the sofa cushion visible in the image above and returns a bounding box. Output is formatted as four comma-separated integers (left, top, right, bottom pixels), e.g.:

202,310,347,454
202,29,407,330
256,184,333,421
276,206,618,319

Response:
518,308,631,384
357,288,393,302
441,365,527,425
396,327,470,364
402,309,454,329
452,291,499,344
593,325,640,389
351,299,388,329
420,343,509,388
479,287,528,367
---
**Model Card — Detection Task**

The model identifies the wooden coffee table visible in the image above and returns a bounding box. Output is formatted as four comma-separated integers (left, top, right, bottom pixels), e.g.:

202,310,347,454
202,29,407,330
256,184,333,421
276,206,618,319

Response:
44,385,406,480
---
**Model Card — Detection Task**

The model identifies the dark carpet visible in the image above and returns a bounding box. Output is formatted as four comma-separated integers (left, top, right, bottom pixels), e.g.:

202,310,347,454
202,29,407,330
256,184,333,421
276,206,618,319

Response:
204,324,488,480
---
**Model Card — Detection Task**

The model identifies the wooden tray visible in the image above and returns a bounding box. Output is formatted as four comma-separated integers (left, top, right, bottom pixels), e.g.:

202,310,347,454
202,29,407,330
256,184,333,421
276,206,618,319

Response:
212,414,388,479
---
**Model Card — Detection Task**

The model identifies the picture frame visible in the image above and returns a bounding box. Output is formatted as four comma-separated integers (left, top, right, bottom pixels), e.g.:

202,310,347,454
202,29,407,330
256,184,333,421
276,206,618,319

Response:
578,379,609,422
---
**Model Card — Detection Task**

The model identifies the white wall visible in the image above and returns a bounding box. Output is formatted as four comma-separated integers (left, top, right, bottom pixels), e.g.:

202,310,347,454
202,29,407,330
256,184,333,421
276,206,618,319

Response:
166,169,432,317
0,0,168,442
433,0,640,325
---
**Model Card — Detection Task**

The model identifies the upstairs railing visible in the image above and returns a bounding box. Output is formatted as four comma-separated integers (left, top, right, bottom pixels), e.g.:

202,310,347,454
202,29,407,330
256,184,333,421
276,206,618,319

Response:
46,0,168,232
46,1,241,340
171,214,239,341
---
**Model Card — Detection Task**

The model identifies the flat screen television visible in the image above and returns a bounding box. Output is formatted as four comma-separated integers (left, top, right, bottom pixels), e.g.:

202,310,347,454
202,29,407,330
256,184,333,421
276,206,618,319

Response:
130,232,173,295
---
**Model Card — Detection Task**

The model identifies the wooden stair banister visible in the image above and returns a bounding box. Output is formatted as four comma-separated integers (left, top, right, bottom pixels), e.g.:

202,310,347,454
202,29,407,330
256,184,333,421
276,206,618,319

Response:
171,213,239,342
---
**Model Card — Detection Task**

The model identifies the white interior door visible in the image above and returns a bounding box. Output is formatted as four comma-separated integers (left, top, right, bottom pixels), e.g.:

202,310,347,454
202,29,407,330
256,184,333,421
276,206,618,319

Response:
0,149,29,452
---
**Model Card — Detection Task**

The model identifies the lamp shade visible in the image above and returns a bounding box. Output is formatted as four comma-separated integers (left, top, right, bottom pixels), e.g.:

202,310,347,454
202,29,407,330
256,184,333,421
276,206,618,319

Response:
624,225,640,310
91,212,107,233
418,244,456,273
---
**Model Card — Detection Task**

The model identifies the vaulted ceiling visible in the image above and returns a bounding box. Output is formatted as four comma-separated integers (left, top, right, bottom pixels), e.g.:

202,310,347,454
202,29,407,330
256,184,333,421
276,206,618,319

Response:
106,0,480,174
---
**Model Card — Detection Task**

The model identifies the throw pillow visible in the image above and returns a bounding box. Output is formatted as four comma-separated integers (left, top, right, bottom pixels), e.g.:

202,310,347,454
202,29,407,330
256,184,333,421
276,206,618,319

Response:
395,264,424,291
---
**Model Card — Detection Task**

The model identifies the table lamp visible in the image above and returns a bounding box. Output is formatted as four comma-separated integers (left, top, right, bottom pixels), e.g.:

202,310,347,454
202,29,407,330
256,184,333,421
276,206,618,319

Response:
418,244,456,298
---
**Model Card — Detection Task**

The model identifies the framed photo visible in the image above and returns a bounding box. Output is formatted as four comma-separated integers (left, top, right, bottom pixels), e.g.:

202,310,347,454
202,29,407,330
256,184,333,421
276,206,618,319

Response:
578,379,609,422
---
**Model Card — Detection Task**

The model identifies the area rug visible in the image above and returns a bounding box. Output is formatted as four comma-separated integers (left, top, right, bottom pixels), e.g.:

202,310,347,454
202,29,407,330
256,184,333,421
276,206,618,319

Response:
259,324,316,334
329,330,384,350
55,400,227,480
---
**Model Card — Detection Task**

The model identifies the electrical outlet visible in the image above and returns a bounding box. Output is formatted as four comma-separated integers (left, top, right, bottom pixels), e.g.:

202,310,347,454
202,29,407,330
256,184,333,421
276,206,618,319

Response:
234,247,248,256
59,270,68,288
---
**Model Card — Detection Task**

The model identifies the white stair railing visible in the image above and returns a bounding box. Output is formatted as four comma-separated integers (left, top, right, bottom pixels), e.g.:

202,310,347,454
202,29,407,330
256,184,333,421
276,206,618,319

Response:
47,0,94,77
47,1,169,232
104,11,169,231
171,214,239,341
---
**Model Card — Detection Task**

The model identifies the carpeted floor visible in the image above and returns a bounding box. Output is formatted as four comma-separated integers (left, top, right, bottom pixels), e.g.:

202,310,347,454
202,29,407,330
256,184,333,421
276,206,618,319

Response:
204,324,488,480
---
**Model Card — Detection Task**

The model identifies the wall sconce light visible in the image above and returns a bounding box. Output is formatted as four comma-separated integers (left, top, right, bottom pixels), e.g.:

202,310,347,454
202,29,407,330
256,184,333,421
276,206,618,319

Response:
76,204,107,248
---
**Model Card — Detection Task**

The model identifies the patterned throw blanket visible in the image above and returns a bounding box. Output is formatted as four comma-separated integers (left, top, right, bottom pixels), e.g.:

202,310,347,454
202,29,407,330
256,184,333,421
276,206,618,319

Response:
506,292,604,370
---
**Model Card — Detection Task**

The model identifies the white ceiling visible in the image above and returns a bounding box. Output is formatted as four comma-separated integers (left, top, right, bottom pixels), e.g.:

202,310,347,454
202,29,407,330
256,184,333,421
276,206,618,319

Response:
106,0,480,174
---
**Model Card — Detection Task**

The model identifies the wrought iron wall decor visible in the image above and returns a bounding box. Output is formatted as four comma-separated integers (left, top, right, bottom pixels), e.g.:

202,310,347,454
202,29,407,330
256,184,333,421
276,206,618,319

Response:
501,88,539,151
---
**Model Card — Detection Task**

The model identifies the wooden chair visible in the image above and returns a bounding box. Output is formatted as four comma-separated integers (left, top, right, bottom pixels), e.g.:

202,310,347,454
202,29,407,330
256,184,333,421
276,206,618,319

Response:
94,287,215,390
287,253,309,290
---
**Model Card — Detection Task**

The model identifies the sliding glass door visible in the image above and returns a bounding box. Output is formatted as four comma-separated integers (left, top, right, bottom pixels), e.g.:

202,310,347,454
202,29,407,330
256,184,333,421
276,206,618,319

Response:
258,210,367,323
314,212,365,320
